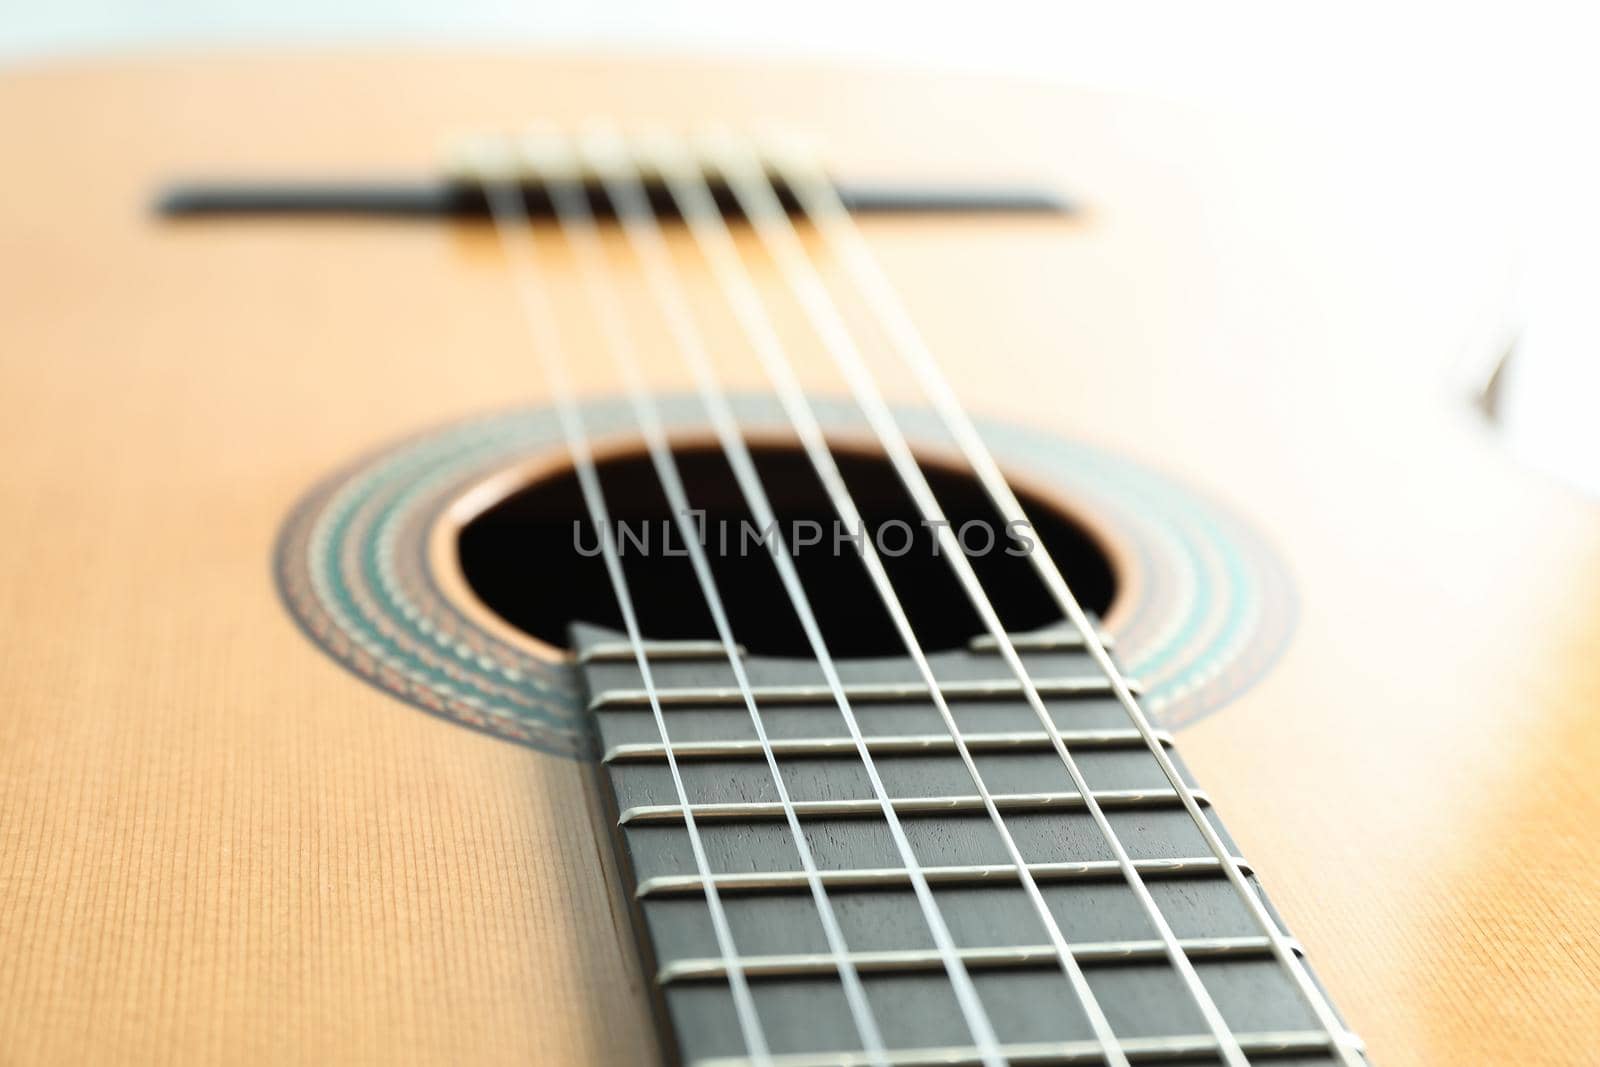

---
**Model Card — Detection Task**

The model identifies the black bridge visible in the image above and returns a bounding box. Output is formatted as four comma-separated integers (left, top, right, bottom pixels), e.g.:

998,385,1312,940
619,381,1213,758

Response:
156,177,1070,222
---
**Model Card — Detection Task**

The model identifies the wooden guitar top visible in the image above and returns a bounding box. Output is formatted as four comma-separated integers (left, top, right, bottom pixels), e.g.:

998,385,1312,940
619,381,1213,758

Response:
0,51,1597,1065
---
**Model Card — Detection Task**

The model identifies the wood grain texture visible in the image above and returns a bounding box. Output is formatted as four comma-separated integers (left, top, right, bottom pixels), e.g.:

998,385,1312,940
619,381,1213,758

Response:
0,51,1597,1066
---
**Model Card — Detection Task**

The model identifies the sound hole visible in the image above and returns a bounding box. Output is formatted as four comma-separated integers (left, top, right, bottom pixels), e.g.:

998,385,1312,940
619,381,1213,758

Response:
457,443,1116,659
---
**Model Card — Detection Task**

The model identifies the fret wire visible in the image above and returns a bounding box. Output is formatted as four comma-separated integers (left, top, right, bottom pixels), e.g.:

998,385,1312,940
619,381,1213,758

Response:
479,172,771,1065
695,1029,1363,1067
603,727,1175,763
618,788,1211,824
606,128,1012,1067
659,935,1301,983
969,627,1115,653
578,638,747,663
636,856,1258,898
769,141,1366,1065
544,131,890,1065
580,628,1108,660
589,675,1138,711
655,130,1134,1067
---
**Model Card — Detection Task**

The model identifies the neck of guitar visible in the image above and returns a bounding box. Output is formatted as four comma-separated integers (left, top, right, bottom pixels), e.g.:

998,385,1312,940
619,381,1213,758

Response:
574,625,1362,1065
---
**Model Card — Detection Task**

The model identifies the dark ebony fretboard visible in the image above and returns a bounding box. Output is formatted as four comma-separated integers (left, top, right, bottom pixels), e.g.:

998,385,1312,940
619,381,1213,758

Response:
575,624,1365,1066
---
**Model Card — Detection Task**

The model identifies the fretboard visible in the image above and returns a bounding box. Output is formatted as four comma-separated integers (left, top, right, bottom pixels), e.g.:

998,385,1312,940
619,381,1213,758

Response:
574,624,1364,1066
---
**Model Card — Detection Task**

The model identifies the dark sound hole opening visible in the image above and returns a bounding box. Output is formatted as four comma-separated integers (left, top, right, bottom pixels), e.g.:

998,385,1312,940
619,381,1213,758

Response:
457,443,1116,660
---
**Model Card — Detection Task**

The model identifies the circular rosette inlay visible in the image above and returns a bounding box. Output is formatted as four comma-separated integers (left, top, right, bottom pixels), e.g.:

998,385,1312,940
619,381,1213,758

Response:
276,396,1295,757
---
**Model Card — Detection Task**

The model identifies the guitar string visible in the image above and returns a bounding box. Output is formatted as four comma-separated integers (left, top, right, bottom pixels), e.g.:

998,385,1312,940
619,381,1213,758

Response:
765,139,1366,1067
490,124,1357,1066
478,162,773,1066
595,129,1013,1067
703,132,1252,1067
531,129,890,1066
625,129,1131,1067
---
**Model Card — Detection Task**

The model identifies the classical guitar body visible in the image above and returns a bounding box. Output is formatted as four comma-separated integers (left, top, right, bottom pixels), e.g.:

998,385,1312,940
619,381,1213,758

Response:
1,52,1597,1067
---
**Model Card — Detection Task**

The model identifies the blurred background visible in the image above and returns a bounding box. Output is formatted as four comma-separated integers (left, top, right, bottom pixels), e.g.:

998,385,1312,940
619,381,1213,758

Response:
4,0,1596,496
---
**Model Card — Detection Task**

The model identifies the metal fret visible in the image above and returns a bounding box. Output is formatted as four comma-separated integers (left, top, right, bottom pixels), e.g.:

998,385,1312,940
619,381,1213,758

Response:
604,728,1173,763
659,935,1302,983
577,638,748,664
968,629,1114,654
694,1030,1364,1067
635,856,1255,898
619,788,1210,825
589,675,1141,712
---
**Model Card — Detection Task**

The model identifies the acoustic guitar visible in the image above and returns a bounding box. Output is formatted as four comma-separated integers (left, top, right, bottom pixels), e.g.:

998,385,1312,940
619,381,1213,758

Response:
2,52,1597,1067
